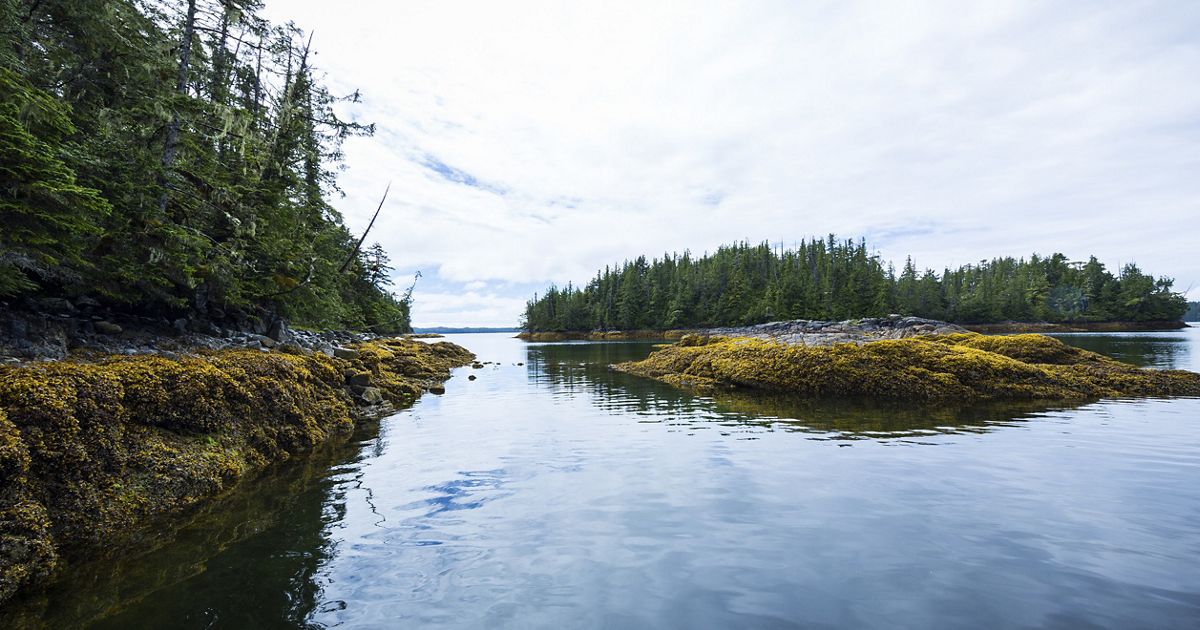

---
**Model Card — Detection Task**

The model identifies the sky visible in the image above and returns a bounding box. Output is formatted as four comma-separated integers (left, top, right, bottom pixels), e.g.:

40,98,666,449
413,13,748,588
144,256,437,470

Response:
263,0,1200,327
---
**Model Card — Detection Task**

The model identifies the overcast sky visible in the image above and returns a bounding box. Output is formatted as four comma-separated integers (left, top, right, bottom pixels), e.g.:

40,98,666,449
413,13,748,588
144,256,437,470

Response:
263,0,1199,327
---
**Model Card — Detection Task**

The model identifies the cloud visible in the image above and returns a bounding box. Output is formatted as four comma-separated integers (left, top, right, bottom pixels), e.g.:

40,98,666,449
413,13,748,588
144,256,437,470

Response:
266,0,1200,325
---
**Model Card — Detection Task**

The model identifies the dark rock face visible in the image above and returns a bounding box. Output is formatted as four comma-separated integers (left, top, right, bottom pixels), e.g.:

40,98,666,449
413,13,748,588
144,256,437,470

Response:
703,315,967,347
0,308,415,364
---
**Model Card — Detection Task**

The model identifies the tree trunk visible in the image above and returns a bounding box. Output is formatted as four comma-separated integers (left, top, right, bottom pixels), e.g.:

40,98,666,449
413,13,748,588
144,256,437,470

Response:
158,0,199,216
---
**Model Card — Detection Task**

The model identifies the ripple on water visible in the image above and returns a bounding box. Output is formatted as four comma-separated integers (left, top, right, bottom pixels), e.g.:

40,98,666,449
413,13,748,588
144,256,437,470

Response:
4,332,1200,629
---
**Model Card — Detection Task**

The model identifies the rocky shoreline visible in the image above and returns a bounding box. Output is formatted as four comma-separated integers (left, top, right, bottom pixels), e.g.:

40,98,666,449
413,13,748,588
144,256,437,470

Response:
518,316,1189,344
614,322,1200,401
701,315,967,346
0,327,474,605
0,306,416,364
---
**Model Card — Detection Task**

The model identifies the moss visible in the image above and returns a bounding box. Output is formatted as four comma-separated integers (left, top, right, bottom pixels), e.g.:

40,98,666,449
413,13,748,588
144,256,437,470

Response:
0,337,473,603
614,333,1200,401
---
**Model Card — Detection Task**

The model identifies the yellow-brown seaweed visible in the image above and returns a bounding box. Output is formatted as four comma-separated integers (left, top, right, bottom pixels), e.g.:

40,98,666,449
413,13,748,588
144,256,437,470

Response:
613,333,1200,401
0,339,473,603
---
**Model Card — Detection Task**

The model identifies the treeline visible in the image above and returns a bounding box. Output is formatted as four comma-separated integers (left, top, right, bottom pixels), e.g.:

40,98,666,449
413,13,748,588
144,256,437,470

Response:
523,238,1187,331
1187,302,1200,322
0,0,409,331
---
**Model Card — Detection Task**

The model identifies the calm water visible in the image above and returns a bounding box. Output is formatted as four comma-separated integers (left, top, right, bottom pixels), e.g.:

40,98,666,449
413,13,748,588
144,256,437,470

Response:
6,327,1200,629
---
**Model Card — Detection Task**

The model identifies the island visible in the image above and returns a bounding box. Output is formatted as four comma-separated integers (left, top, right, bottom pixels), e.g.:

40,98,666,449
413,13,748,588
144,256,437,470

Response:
612,316,1200,400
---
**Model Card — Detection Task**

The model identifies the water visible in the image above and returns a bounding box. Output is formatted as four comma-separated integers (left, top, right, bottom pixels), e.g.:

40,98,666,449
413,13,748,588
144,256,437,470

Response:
6,327,1200,629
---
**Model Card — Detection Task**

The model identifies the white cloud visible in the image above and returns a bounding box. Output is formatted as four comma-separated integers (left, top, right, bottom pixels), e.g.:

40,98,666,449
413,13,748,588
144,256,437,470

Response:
266,0,1200,325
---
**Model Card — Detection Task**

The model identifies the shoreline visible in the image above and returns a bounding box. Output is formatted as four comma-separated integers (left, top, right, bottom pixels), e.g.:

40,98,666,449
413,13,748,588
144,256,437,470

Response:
518,320,1189,342
613,332,1200,400
961,321,1189,334
0,336,474,604
516,330,690,342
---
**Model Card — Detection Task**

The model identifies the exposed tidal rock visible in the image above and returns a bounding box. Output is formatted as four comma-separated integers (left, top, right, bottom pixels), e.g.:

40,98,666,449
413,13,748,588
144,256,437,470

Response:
702,315,967,347
0,337,474,604
0,309,438,364
614,333,1200,401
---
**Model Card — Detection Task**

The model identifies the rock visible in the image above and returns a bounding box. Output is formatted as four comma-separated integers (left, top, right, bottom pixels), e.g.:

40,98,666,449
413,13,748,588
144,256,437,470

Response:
357,386,384,404
471,362,484,369
247,334,275,348
95,321,123,335
427,384,446,395
35,298,76,314
333,347,360,360
266,318,293,344
74,296,100,309
346,372,372,387
468,375,477,381
8,318,28,341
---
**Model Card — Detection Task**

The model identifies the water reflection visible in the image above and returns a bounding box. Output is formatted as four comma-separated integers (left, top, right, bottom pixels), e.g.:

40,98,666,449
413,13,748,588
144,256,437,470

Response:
3,330,1199,629
2,421,381,630
526,340,1082,439
1047,326,1199,371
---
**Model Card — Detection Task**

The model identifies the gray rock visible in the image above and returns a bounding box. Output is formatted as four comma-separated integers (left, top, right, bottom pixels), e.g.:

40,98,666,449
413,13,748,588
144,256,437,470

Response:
357,386,384,404
36,298,76,313
95,321,123,335
701,316,966,347
74,296,100,309
267,318,293,343
333,347,360,360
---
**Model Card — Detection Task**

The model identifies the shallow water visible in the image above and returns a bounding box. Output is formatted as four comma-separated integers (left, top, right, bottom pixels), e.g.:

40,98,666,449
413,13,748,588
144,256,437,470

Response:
6,327,1200,629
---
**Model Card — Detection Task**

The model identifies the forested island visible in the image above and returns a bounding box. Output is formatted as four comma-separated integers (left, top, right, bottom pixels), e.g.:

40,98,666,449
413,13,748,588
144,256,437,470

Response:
1187,302,1200,322
1,0,408,333
522,239,1187,332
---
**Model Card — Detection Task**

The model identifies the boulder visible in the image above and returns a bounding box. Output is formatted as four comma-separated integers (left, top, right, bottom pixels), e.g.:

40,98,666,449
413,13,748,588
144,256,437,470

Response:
35,298,75,314
357,386,384,404
94,321,123,335
333,347,360,360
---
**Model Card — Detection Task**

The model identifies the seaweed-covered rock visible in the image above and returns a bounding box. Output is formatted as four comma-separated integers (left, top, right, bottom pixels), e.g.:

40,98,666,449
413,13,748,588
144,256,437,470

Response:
614,333,1200,401
0,338,473,603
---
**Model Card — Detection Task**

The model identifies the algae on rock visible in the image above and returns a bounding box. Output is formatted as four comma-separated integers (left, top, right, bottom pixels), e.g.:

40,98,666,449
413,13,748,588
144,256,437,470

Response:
613,333,1200,401
0,338,473,603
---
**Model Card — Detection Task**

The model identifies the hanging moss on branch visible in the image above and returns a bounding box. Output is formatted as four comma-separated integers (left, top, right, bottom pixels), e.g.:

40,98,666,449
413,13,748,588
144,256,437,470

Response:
613,333,1200,400
0,338,473,604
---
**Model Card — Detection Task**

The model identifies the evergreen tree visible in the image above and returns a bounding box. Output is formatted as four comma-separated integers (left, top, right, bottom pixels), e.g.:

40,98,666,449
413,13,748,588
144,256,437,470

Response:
522,239,1187,331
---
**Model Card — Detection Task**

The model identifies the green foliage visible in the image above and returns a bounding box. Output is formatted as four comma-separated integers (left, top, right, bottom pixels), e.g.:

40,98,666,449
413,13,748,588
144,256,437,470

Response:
0,68,110,295
0,0,408,330
523,239,1187,331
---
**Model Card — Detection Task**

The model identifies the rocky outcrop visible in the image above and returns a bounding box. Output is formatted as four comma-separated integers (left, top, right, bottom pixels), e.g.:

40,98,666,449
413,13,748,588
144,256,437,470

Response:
0,307,424,364
0,338,474,604
516,317,964,345
614,332,1200,401
702,315,967,346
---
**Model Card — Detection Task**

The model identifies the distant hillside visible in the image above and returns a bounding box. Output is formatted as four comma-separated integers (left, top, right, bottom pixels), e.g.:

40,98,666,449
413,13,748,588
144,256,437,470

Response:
523,238,1188,332
1186,302,1200,322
